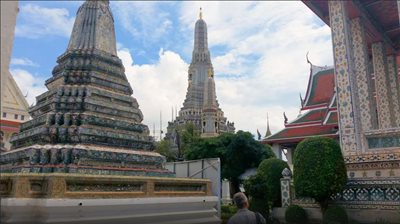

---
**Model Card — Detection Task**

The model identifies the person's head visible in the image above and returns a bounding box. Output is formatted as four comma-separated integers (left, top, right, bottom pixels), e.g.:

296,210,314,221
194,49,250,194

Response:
232,192,249,209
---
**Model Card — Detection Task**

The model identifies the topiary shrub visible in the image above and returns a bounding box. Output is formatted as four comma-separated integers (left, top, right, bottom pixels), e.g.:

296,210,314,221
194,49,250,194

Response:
322,205,348,224
285,205,307,224
257,158,289,207
293,137,347,210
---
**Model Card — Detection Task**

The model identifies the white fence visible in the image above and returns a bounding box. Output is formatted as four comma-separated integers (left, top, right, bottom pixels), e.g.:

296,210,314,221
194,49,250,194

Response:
165,158,221,217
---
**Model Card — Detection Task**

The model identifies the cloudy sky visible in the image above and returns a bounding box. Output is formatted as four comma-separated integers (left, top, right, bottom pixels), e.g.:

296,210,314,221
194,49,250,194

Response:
10,1,333,140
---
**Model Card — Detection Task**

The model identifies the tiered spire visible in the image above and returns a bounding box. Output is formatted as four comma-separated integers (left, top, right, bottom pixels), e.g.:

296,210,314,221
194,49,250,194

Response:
11,0,152,150
67,0,117,55
166,8,234,140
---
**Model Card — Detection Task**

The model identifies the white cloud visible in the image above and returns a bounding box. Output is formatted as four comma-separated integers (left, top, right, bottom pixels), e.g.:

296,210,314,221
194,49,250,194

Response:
176,2,333,135
118,47,188,138
112,2,174,45
15,4,74,38
10,69,47,106
10,58,39,67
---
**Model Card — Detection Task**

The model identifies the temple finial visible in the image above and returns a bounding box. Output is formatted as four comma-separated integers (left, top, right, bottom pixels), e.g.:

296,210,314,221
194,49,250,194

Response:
265,113,271,137
199,7,202,19
306,51,312,65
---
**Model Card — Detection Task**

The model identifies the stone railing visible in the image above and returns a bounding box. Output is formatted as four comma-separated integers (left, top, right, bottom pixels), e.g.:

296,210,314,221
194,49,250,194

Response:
0,173,212,199
280,168,400,210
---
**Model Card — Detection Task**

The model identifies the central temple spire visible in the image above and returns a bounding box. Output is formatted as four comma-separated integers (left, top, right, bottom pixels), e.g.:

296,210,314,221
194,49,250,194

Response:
166,9,235,140
67,0,117,55
192,8,209,58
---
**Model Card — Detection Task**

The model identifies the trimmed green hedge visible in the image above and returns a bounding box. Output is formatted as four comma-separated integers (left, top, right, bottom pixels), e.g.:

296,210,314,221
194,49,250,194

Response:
293,137,347,208
285,205,308,224
322,205,348,224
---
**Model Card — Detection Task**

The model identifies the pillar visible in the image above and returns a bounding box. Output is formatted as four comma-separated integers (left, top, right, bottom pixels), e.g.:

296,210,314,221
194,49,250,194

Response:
349,17,374,132
386,55,400,127
221,179,231,204
280,168,292,208
328,1,361,154
371,42,393,129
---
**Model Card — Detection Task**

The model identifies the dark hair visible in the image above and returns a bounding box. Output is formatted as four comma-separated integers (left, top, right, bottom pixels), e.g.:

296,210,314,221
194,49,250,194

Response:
233,192,248,209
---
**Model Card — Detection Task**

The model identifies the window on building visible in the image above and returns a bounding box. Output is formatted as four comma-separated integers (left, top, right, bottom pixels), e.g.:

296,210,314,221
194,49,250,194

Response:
21,115,25,121
14,114,18,119
2,112,6,118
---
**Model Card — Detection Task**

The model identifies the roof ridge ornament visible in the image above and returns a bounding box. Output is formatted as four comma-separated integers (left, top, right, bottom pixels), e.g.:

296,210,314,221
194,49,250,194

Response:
306,51,312,65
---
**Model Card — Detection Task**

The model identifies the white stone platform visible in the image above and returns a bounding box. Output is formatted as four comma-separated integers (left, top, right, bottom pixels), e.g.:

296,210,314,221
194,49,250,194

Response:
1,196,221,224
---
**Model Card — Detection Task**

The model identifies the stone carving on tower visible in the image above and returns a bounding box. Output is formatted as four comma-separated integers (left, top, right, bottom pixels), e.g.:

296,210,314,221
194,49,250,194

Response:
1,0,172,177
166,8,235,140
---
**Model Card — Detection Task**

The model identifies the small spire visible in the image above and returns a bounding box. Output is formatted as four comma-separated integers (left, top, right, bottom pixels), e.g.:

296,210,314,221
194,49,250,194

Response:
199,7,202,19
265,113,272,137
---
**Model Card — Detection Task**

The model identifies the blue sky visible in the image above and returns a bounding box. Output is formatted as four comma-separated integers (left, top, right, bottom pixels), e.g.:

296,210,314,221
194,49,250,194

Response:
10,1,333,140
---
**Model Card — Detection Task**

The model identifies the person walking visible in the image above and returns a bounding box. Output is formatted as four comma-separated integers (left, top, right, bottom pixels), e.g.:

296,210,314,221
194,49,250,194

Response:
227,192,266,224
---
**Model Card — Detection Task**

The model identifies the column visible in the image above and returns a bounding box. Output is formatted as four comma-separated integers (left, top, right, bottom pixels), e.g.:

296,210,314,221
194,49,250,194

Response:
349,17,374,131
328,1,360,154
386,55,400,127
371,42,393,129
280,168,292,208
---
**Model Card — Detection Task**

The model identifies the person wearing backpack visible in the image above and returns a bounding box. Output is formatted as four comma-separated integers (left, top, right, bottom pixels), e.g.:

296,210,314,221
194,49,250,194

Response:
228,192,266,224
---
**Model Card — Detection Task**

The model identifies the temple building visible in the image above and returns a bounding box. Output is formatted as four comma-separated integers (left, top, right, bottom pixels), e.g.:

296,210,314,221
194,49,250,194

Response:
263,61,339,167
272,0,399,220
166,9,235,141
0,0,30,152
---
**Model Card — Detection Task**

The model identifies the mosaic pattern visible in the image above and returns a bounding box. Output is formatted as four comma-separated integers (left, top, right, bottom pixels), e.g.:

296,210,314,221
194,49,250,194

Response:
284,177,400,209
368,136,400,149
350,18,373,131
280,178,291,207
0,145,174,177
372,42,393,129
328,1,359,154
344,151,400,164
386,55,400,126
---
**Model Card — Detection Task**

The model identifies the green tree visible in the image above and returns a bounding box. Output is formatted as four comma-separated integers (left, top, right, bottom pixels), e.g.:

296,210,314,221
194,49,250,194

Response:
175,122,201,159
155,139,176,162
185,130,275,193
244,158,289,218
293,137,347,211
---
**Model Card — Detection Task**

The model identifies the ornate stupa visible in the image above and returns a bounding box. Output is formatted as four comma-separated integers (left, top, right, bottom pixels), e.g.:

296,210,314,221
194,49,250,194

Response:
166,8,235,140
1,0,171,177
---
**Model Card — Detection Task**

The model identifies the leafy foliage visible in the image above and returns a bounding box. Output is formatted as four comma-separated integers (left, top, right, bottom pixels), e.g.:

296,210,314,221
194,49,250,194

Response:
156,123,201,161
293,137,347,210
185,130,275,192
155,140,176,162
245,158,289,208
244,158,288,219
322,205,348,224
221,204,237,222
285,205,308,224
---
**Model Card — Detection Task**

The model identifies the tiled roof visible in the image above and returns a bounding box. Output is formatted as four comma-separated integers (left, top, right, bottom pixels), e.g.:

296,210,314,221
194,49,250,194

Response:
263,63,338,145
263,124,338,144
288,108,326,126
302,65,335,110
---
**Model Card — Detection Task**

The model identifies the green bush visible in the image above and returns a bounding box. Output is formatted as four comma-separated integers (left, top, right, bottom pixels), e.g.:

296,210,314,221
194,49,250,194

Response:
248,198,269,220
221,204,237,222
293,137,347,210
285,205,307,224
257,158,289,207
322,205,348,224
